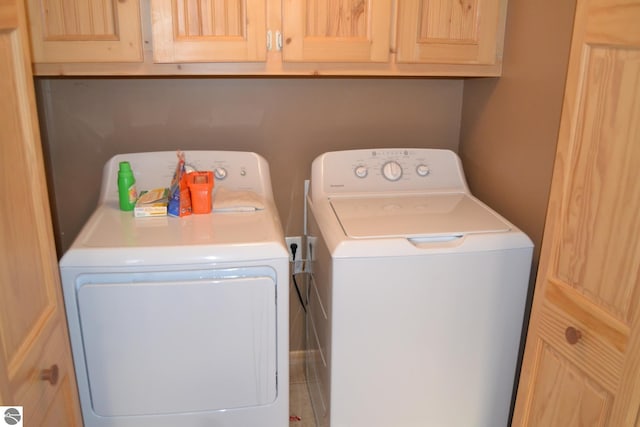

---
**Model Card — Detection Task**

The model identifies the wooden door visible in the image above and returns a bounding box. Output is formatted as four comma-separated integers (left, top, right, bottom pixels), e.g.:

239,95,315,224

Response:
26,0,143,63
512,0,640,425
282,0,392,62
0,0,83,425
151,0,267,63
396,0,506,65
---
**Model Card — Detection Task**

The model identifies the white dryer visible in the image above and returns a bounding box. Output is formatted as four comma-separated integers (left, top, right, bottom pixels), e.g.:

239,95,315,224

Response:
306,148,533,427
59,151,288,427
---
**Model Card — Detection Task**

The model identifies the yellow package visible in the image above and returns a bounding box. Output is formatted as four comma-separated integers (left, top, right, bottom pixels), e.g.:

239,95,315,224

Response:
134,188,169,217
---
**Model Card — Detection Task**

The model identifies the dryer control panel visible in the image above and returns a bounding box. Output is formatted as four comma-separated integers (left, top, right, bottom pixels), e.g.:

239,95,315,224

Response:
311,148,469,200
100,151,273,203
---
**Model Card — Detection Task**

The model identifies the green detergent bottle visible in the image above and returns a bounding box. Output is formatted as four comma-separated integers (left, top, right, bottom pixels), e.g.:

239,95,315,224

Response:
118,161,137,211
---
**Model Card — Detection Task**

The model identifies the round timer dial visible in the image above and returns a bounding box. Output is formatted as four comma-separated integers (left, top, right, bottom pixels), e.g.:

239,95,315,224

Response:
382,161,403,181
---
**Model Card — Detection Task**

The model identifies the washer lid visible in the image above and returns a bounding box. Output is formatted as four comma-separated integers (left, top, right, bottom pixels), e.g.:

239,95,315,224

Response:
330,193,511,238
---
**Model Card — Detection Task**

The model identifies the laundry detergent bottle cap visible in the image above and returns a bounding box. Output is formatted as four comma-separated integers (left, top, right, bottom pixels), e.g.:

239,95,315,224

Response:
117,161,137,211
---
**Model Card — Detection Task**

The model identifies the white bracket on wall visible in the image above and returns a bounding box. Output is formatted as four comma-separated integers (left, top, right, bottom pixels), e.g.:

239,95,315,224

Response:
303,179,309,236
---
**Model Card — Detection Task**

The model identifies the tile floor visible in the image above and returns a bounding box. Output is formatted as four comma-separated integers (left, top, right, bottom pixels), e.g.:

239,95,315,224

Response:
289,351,316,427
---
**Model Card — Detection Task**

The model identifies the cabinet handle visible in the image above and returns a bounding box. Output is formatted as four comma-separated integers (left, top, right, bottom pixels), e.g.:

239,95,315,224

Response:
565,326,582,345
40,364,59,386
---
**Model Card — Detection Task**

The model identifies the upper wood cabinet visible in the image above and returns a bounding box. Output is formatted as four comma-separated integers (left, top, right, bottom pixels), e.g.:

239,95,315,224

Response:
27,0,143,62
396,0,505,65
150,0,392,63
281,0,392,62
151,0,267,62
26,0,508,75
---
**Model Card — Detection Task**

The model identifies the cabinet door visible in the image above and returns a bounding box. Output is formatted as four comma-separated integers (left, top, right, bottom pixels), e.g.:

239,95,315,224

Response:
512,0,640,425
151,0,267,63
26,0,142,62
396,0,505,64
0,0,82,425
282,0,392,62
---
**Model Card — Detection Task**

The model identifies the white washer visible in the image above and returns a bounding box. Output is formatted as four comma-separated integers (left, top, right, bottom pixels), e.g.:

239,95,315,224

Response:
306,148,533,427
60,151,288,427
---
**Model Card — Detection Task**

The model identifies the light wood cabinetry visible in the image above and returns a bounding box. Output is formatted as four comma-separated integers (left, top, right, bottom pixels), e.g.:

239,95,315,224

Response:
512,0,640,425
27,0,142,62
281,0,392,62
0,0,82,425
396,0,505,65
151,0,267,62
27,0,508,76
150,0,392,63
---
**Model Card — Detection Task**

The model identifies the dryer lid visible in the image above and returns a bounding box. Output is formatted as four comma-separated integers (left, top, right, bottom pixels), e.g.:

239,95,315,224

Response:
330,193,511,238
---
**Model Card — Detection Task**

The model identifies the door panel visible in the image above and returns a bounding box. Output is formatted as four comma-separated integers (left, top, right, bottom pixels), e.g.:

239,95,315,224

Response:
513,0,640,425
151,0,267,62
554,45,640,321
27,0,143,62
417,0,480,41
396,0,505,64
39,0,117,39
0,0,82,424
282,0,392,62
175,0,243,37
528,342,612,426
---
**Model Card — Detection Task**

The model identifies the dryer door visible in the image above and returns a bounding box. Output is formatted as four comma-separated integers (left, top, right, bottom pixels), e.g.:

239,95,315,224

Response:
75,268,277,417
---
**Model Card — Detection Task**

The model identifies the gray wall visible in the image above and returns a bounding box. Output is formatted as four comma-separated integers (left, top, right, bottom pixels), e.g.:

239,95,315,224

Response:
36,77,464,351
38,77,463,253
460,0,577,269
458,0,576,411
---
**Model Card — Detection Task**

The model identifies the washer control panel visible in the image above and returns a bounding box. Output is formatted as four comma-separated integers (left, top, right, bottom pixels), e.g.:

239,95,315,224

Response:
353,158,432,182
349,150,433,183
311,148,468,199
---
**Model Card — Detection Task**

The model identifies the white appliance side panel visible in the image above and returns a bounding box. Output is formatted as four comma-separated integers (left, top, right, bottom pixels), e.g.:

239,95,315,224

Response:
305,213,333,427
77,276,277,417
330,247,532,427
306,277,331,427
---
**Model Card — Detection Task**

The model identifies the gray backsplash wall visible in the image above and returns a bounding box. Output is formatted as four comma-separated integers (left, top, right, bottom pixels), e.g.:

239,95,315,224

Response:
36,77,463,351
38,77,463,252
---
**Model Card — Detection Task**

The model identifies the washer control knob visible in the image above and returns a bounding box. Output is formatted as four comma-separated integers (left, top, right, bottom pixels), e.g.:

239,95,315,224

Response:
382,161,403,181
354,165,368,178
416,164,431,177
214,167,228,180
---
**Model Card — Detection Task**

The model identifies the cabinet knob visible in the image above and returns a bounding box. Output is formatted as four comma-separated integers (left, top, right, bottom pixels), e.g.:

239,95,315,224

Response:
40,364,59,386
565,326,582,345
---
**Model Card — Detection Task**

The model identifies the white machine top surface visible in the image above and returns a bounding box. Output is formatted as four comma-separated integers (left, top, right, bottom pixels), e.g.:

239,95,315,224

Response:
60,151,286,267
330,193,509,238
309,149,533,256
